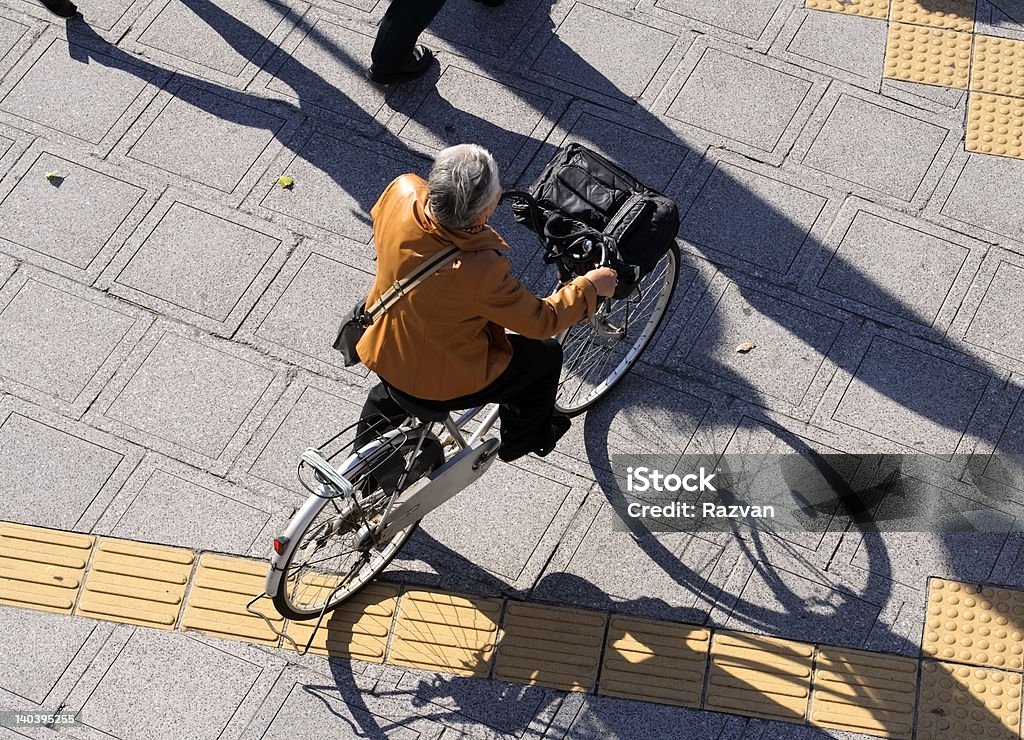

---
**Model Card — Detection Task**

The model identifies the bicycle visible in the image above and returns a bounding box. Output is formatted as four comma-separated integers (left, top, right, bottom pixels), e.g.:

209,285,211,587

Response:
261,195,681,624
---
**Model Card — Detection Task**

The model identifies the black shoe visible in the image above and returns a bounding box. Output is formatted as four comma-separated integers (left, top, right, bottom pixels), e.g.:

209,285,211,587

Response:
367,45,435,85
498,415,571,462
38,0,78,17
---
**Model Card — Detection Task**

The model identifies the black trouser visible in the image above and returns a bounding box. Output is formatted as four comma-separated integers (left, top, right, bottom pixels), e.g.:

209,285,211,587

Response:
370,0,447,72
360,336,563,454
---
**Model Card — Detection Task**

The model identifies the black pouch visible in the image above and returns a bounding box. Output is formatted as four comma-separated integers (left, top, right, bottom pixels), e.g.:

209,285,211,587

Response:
333,301,371,367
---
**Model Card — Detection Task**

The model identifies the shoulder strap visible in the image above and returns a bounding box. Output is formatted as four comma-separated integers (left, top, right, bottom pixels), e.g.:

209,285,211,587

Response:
365,245,461,321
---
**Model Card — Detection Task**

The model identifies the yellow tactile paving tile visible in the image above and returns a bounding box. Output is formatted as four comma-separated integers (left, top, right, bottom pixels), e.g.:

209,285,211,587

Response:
804,0,891,19
922,578,1024,671
387,589,502,677
0,522,95,615
76,537,194,629
181,554,282,646
493,602,607,692
884,22,973,89
705,632,814,724
286,582,400,663
972,35,1024,99
966,92,1024,158
597,615,710,708
809,646,918,739
889,0,976,31
917,661,1022,739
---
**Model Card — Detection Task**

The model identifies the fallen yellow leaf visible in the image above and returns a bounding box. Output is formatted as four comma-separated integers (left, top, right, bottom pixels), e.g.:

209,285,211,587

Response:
736,341,756,353
277,175,294,190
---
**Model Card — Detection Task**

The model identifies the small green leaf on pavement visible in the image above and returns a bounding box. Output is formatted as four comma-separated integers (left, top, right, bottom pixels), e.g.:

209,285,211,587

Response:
277,175,295,190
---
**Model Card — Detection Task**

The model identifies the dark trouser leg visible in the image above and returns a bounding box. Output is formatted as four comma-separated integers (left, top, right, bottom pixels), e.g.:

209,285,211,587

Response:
356,382,410,448
370,0,447,72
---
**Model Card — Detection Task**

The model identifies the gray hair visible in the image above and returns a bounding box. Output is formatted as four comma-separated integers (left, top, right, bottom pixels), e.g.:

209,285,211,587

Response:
427,144,501,230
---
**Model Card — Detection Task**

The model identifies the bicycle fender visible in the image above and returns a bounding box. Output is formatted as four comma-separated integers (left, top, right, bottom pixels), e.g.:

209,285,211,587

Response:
376,438,501,541
264,485,333,596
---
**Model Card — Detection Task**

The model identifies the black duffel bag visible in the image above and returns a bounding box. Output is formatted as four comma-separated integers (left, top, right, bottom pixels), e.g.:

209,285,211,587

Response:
512,142,679,279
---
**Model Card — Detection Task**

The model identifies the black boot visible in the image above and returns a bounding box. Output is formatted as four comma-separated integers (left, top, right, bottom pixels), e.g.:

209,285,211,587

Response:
367,44,435,85
37,0,78,17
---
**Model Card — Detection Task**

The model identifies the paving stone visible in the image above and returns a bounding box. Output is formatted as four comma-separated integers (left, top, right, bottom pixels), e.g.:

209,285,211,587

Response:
966,90,1024,159
653,0,783,40
101,328,278,463
849,531,1006,591
679,160,826,274
682,283,844,407
984,398,1024,493
724,565,880,647
890,0,977,31
832,336,990,453
784,9,887,85
399,65,551,172
101,458,274,554
817,210,970,326
917,661,1022,739
532,3,676,100
0,522,94,616
963,259,1024,363
922,578,1024,671
430,0,547,57
972,35,1024,98
801,92,949,200
940,152,1024,241
0,605,96,704
0,38,156,145
558,109,687,192
0,14,27,60
244,381,363,494
77,629,264,740
109,199,286,332
668,47,813,152
126,83,286,193
805,0,892,18
285,582,398,662
265,17,387,125
0,148,146,274
884,22,974,89
137,0,293,78
253,250,374,369
260,132,421,243
181,553,282,647
0,273,145,413
83,0,139,31
0,412,124,531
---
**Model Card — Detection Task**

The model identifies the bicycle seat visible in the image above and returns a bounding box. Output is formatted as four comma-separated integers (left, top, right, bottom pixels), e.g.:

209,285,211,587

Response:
386,385,449,423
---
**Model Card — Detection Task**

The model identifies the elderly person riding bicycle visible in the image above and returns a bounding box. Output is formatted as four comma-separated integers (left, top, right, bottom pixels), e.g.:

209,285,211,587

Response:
357,143,617,462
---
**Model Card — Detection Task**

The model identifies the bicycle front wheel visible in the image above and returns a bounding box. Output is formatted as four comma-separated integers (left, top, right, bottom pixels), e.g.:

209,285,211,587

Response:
555,243,680,416
272,437,439,621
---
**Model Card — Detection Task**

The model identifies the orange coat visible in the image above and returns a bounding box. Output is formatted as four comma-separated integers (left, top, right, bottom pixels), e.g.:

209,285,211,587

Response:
356,174,598,401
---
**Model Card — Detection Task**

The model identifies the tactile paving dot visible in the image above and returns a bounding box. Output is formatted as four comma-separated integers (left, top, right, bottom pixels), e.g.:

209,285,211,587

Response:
387,589,502,677
884,22,973,88
286,582,399,663
922,578,1024,670
0,522,94,615
804,0,891,19
598,616,711,708
76,537,194,628
890,0,977,31
810,646,918,739
917,661,1022,739
971,35,1024,99
966,92,1024,158
705,632,814,723
493,602,607,691
181,554,282,646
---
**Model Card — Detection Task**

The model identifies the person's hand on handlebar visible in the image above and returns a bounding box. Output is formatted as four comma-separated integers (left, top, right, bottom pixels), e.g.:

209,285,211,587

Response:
583,266,617,297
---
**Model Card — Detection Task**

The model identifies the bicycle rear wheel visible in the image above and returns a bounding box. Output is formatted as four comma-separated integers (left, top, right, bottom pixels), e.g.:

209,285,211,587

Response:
272,437,440,621
555,242,680,416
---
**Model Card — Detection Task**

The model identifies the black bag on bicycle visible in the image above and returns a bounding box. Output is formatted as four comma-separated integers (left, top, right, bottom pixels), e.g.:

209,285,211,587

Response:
511,142,679,278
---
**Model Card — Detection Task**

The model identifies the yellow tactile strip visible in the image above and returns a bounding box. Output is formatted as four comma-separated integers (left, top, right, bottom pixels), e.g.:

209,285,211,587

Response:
388,589,502,677
889,0,976,31
598,615,710,708
181,554,282,646
966,92,1024,158
810,646,918,739
804,0,891,19
76,538,194,629
917,661,1022,739
922,578,1024,671
705,632,815,723
884,22,973,88
0,522,94,615
972,35,1024,98
287,582,399,663
493,602,607,691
